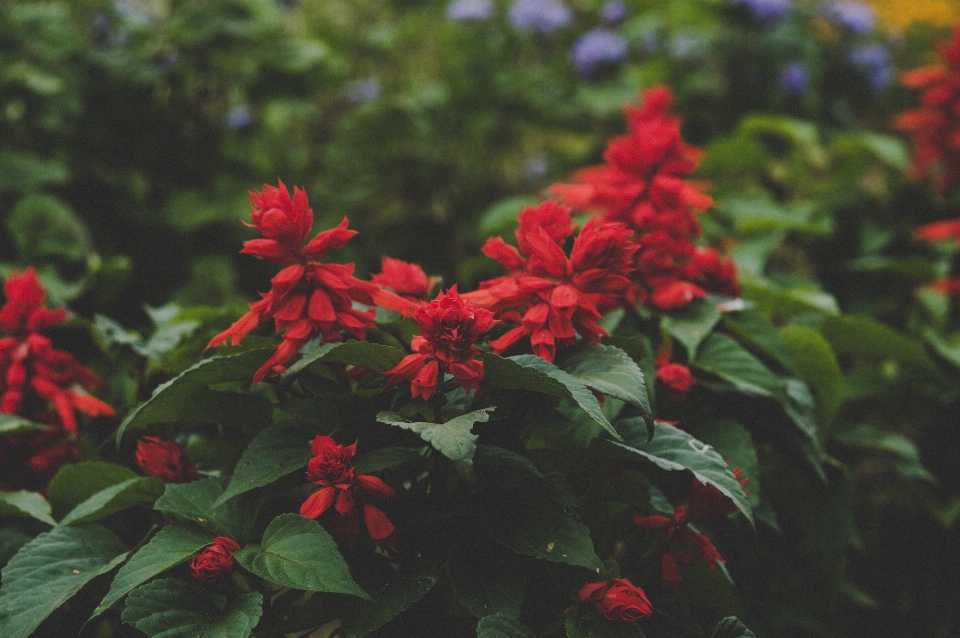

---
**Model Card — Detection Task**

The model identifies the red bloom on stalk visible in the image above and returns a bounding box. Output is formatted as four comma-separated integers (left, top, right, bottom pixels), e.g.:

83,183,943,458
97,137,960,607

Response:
371,257,439,301
135,436,199,483
299,436,397,545
207,181,419,384
654,344,695,402
551,85,739,309
578,578,653,623
190,536,240,583
463,200,637,362
894,25,960,197
383,286,496,400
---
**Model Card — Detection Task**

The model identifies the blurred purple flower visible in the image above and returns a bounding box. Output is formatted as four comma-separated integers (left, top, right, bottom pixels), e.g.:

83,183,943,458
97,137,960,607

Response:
446,0,495,21
508,0,573,35
732,0,792,21
779,62,809,94
823,1,875,34
522,154,549,182
600,0,628,24
570,28,628,74
225,105,253,130
848,43,892,90
343,78,381,103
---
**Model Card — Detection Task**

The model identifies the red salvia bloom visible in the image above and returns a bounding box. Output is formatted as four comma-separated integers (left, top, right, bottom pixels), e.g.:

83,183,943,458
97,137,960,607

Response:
371,257,439,301
207,181,419,384
299,436,396,546
551,85,739,309
383,286,497,400
895,25,960,197
135,436,199,483
190,536,241,583
654,344,695,402
463,200,637,362
578,578,653,623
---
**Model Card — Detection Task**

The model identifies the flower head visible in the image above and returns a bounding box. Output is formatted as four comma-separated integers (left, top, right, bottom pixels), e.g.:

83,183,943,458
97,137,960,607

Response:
135,436,199,483
371,257,438,301
823,1,876,34
508,0,572,34
578,578,653,622
446,0,495,21
570,29,628,75
732,0,792,21
779,61,810,94
190,536,240,583
600,0,627,24
849,43,892,91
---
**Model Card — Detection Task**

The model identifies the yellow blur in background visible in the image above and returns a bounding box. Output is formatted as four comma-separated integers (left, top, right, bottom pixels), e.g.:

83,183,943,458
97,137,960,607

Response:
865,0,959,28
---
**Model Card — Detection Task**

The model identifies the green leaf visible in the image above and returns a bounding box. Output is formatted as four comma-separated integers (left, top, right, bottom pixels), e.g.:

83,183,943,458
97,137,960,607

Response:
213,423,313,507
821,315,935,370
377,408,493,462
478,195,540,237
0,150,68,193
0,491,56,526
692,421,762,511
778,325,843,419
610,419,753,525
354,446,424,475
47,462,139,521
854,132,910,170
7,194,91,262
284,340,406,378
0,414,48,436
484,354,621,441
556,342,654,435
0,524,128,638
710,617,757,638
335,561,440,638
565,612,646,638
693,333,782,397
154,478,254,540
94,524,212,618
661,297,723,357
117,348,273,442
121,578,262,638
721,311,797,374
477,612,536,638
233,514,369,599
449,538,527,619
59,476,165,526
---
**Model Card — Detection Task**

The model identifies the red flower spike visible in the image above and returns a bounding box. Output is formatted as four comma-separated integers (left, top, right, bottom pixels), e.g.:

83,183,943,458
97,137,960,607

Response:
190,536,240,583
656,362,695,402
371,257,438,301
577,578,653,623
135,436,199,483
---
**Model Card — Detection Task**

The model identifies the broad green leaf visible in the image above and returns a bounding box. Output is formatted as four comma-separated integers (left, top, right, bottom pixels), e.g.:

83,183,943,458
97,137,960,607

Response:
0,414,48,436
484,354,621,441
722,311,798,374
693,333,782,397
0,491,56,526
778,325,843,419
94,524,212,617
47,461,139,520
477,612,536,638
377,408,493,462
59,476,164,526
693,421,762,511
821,315,935,370
854,132,910,170
449,538,527,619
0,524,128,638
556,342,654,435
610,419,753,525
96,305,198,361
565,612,646,638
0,150,68,193
741,278,839,320
154,478,254,540
233,514,369,599
7,193,90,262
0,529,32,569
336,561,440,638
832,425,934,482
121,578,262,638
284,340,406,378
710,616,757,638
213,423,313,507
117,348,273,441
354,446,424,475
661,297,722,357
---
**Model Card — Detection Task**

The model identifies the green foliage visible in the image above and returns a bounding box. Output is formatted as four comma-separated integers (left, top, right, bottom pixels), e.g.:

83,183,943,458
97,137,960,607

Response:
377,408,493,462
477,613,536,638
121,578,262,638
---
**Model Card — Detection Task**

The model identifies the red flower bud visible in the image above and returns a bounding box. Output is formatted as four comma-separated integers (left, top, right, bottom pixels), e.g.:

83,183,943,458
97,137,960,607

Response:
578,578,653,623
190,536,240,583
135,436,199,483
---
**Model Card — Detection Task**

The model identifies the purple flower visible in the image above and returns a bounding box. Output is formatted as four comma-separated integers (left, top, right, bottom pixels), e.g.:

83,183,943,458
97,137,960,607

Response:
508,0,573,35
522,154,549,182
446,0,495,21
570,28,628,74
779,62,809,94
600,0,628,24
848,43,892,90
823,1,876,34
343,78,381,103
225,105,253,130
732,0,792,21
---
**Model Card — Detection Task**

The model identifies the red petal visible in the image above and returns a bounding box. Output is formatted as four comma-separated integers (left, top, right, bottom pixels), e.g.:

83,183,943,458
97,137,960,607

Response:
357,474,396,499
362,504,395,540
300,487,336,518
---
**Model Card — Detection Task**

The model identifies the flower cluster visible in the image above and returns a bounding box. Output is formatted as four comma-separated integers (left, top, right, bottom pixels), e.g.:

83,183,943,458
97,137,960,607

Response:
633,468,748,590
463,200,637,361
578,578,653,622
299,436,396,546
384,286,496,400
895,25,960,197
371,256,438,302
0,269,114,490
207,181,418,384
190,536,240,583
135,436,199,483
551,85,739,311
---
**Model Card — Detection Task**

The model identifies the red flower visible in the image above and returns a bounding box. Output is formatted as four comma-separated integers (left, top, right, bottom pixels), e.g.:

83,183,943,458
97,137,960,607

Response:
383,286,497,399
895,26,960,197
190,536,240,583
655,362,695,402
578,578,653,623
207,182,419,384
299,436,396,546
371,257,438,301
135,436,199,483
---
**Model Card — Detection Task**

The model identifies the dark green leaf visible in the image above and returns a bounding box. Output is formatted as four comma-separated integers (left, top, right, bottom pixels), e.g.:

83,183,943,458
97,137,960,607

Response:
47,462,139,520
121,578,262,638
354,446,424,475
59,476,164,526
154,478,254,540
693,333,781,397
449,540,527,619
477,612,536,638
94,524,212,618
0,524,128,638
710,617,757,638
377,408,493,461
7,193,90,262
662,297,722,357
821,315,935,369
233,514,369,599
610,420,753,525
0,491,56,526
0,150,68,193
284,340,406,378
565,611,646,638
213,423,313,507
0,415,48,436
692,421,762,511
336,561,440,638
778,325,843,418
